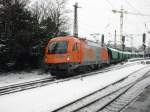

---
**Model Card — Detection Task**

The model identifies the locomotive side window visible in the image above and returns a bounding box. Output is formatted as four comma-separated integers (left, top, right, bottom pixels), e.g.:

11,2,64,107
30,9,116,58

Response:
48,41,68,54
73,43,78,51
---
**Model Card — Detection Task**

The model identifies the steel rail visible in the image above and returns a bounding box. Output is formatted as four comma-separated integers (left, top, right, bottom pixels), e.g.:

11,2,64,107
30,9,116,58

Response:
52,67,150,112
100,71,150,112
0,61,142,96
0,77,55,96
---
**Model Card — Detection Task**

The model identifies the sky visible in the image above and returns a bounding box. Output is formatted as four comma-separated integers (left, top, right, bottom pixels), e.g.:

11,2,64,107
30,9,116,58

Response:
66,0,150,48
31,0,150,48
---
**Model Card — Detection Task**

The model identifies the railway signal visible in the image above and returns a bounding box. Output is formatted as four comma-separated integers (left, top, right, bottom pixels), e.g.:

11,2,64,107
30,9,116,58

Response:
112,6,150,51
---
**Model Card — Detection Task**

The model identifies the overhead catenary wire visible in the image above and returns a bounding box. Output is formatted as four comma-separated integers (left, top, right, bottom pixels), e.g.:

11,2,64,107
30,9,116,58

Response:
70,0,150,47
125,0,150,36
124,0,150,17
105,0,116,9
125,0,142,15
144,0,150,7
79,0,88,5
124,0,150,37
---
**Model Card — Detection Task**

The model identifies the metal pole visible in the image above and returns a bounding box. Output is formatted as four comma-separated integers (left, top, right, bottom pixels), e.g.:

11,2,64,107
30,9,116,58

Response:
73,3,79,38
114,30,117,48
120,6,124,50
131,36,133,53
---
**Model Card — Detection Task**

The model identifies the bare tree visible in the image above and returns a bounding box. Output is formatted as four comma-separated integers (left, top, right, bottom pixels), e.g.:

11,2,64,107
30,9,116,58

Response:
30,0,69,36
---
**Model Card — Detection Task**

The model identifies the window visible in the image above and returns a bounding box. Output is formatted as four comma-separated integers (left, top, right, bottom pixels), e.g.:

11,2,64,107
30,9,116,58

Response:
48,41,68,54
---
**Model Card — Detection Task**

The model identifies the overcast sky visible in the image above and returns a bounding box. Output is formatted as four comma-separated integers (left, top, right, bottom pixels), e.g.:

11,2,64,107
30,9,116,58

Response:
66,0,150,48
31,0,150,48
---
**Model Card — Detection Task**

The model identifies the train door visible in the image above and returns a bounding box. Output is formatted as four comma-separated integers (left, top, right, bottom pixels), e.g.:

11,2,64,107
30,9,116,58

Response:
77,43,81,62
72,42,80,63
100,47,109,63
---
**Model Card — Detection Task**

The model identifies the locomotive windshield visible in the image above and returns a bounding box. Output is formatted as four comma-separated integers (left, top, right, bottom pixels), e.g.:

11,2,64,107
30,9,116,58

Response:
48,41,68,54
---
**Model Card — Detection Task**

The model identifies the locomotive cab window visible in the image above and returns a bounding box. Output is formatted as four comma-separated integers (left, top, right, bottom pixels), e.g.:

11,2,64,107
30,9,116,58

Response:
48,41,68,54
73,43,78,51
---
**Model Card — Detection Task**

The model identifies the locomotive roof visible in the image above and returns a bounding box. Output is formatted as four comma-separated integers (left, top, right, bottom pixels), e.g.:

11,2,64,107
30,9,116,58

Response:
50,36,104,47
79,38,102,47
85,40,101,47
50,36,79,42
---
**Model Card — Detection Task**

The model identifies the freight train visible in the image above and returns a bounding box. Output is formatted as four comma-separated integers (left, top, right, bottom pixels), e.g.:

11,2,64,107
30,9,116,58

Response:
44,36,142,76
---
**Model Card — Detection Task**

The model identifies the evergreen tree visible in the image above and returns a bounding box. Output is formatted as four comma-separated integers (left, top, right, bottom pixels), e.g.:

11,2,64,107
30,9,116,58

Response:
0,0,36,70
0,0,69,71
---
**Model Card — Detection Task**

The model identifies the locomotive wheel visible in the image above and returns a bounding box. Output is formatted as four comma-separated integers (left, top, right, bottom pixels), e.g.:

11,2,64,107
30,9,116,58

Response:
50,71,58,76
94,64,99,70
51,69,74,78
65,69,74,77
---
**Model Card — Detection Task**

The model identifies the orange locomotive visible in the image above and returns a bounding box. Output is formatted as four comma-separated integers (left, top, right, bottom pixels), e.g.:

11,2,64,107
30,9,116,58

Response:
44,36,109,76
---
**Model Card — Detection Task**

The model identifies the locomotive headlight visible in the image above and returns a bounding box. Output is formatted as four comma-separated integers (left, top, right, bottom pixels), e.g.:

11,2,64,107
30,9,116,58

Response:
45,58,47,61
67,55,70,61
45,58,48,62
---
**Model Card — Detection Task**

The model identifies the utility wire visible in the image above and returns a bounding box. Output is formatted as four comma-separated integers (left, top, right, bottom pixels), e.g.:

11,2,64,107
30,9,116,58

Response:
125,0,142,15
105,0,116,9
79,0,88,5
125,0,150,35
125,0,150,17
126,12,150,17
144,0,150,8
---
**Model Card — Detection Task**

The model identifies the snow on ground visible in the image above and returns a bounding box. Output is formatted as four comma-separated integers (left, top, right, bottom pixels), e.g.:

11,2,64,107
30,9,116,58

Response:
0,61,139,88
0,70,50,87
0,63,149,112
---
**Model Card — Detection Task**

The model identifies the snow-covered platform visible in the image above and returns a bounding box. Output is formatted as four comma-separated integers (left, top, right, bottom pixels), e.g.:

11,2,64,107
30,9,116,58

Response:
0,61,150,112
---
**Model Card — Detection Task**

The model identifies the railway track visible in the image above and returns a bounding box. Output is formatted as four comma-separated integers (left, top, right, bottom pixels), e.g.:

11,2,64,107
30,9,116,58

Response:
72,61,140,79
0,61,144,97
100,72,150,112
52,66,150,112
0,77,55,96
